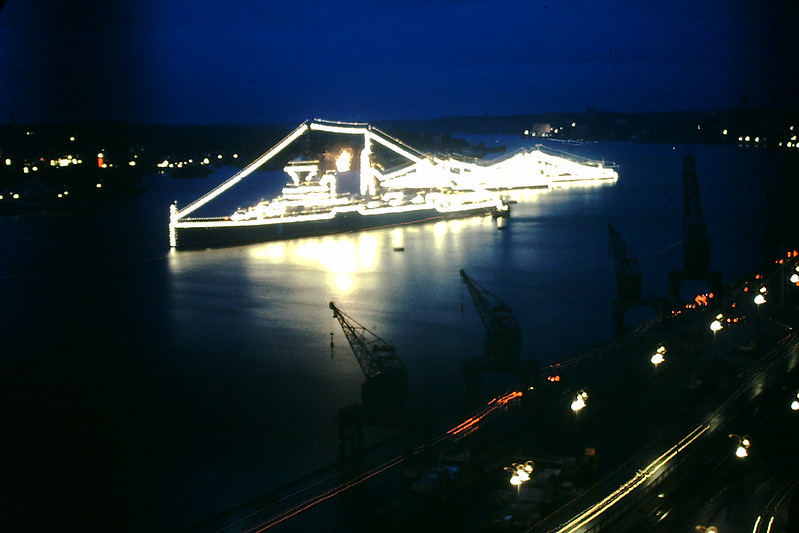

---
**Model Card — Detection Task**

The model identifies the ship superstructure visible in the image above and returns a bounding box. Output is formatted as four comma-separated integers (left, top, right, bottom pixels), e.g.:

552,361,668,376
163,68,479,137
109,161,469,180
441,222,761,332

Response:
169,120,509,249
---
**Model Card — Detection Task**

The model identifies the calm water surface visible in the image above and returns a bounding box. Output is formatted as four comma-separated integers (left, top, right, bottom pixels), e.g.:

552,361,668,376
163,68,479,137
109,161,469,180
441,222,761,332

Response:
0,138,782,531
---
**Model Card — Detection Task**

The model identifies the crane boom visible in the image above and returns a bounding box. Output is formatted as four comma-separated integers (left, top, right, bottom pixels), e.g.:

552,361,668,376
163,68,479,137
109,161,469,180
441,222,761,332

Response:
329,302,404,378
459,269,521,361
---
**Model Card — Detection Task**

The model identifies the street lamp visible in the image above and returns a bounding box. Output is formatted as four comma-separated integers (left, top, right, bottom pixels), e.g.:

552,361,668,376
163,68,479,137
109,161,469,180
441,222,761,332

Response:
571,390,589,413
728,434,750,458
791,391,799,411
504,460,534,497
710,315,723,358
754,290,766,350
650,344,666,369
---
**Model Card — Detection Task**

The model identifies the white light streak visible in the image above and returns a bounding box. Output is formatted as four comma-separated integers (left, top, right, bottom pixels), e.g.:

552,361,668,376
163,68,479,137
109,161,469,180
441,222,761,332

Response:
552,425,708,533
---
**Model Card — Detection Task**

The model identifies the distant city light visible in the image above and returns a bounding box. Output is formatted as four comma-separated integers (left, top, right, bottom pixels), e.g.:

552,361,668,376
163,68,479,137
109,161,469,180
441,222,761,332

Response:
4,158,10,165
722,129,728,135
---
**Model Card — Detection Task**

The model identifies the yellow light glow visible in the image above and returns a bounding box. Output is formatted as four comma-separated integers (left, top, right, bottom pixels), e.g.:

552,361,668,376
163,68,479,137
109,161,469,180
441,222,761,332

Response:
336,148,353,172
4,158,10,165
736,446,748,458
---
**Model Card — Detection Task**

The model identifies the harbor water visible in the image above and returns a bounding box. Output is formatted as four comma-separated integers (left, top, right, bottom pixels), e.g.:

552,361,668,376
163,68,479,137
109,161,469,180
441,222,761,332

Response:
0,138,784,531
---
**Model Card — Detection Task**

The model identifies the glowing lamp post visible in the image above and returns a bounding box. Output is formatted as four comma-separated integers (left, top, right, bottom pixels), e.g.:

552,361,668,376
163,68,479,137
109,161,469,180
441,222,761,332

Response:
504,460,534,498
571,390,588,413
710,315,723,358
754,290,766,350
650,344,666,370
728,434,750,459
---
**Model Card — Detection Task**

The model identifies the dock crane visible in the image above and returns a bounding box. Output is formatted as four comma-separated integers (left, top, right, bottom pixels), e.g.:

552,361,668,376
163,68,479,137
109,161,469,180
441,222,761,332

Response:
330,302,425,466
459,270,535,402
607,224,670,335
329,301,408,409
668,155,722,301
608,223,643,335
459,269,521,362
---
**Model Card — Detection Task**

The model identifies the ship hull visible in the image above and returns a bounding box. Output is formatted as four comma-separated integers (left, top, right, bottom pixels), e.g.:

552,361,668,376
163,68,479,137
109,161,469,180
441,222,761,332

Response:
173,203,503,250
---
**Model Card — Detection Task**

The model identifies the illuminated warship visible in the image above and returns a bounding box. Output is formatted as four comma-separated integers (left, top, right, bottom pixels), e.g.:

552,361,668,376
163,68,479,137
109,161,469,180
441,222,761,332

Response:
437,144,618,191
169,120,510,250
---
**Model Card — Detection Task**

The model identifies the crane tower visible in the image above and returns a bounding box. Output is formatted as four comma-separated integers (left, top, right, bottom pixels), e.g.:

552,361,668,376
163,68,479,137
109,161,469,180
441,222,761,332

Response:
668,155,722,301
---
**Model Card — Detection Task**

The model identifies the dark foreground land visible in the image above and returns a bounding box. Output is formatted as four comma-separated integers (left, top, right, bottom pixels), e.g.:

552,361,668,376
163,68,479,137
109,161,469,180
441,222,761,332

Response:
188,251,799,533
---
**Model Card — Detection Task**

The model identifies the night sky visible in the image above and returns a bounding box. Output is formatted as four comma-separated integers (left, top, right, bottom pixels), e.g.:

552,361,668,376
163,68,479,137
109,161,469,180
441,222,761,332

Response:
0,0,795,125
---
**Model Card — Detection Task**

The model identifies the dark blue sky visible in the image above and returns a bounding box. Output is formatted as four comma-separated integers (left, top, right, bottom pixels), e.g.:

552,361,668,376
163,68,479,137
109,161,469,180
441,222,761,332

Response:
0,0,794,124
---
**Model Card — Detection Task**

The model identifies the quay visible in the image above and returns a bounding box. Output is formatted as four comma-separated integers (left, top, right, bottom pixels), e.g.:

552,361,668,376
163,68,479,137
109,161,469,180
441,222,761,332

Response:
189,249,799,533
